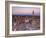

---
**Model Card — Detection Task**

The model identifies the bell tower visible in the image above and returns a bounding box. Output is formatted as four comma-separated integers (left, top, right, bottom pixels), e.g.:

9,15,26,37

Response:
32,10,34,19
32,10,36,27
32,10,34,16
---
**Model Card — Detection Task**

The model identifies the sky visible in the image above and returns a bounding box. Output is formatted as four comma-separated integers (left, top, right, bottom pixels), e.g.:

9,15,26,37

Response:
12,7,40,16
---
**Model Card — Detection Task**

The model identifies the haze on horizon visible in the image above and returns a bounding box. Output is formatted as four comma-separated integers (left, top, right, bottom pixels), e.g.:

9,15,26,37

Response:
12,7,40,16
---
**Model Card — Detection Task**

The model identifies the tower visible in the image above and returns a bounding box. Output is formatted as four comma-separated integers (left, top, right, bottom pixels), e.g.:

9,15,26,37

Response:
32,10,34,19
32,10,36,27
32,10,34,16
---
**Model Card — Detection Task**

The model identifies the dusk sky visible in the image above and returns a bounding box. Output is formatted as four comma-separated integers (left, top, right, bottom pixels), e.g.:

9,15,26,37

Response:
12,7,40,16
